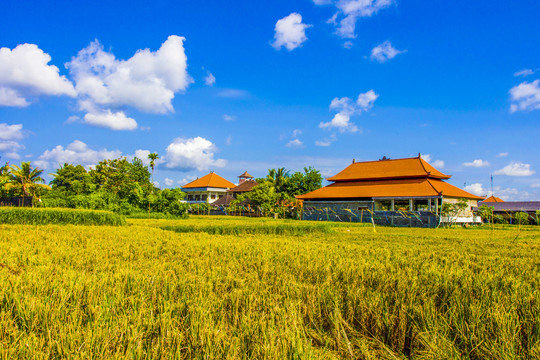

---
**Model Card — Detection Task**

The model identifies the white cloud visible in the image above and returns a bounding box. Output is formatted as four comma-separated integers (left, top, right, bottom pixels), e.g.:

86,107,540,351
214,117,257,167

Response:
164,136,227,172
66,35,191,129
509,79,540,112
314,0,393,38
204,71,216,86
271,13,311,51
319,90,378,133
432,160,445,169
132,149,151,166
0,43,75,107
83,110,137,131
292,129,302,137
35,140,122,170
226,136,233,146
494,162,535,176
464,183,486,197
463,159,490,168
4,152,21,159
286,139,304,148
223,114,236,121
0,123,24,141
370,41,405,63
0,123,25,156
420,154,431,162
514,69,536,77
164,177,174,186
497,152,508,157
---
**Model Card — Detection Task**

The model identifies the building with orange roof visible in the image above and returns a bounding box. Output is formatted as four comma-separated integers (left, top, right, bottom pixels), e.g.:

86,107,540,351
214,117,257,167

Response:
298,155,483,225
182,172,236,204
481,195,504,203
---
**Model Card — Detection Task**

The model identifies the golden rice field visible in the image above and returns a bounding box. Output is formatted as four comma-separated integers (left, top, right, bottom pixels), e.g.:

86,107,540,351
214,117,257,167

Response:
1,215,539,359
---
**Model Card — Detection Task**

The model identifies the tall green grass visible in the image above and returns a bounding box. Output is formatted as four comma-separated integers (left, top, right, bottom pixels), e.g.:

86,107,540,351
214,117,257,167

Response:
0,207,126,226
161,222,334,235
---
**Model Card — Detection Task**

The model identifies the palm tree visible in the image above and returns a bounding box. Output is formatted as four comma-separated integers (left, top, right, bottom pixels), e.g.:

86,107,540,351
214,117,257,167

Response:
7,162,50,203
266,167,290,201
148,153,159,183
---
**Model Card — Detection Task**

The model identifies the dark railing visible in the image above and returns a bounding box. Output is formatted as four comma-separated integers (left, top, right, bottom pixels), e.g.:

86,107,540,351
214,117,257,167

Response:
0,197,33,207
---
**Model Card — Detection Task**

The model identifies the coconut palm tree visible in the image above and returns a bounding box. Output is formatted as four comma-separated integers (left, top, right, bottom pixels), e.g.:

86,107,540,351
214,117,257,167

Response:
266,167,290,201
148,152,159,183
7,162,50,200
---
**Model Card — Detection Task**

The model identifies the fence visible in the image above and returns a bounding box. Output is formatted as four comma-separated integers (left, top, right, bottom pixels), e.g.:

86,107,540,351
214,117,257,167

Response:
302,207,440,228
0,197,33,207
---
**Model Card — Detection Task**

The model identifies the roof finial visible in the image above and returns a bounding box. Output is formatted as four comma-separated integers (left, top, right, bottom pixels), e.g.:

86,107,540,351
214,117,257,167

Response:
352,158,355,164
418,153,421,158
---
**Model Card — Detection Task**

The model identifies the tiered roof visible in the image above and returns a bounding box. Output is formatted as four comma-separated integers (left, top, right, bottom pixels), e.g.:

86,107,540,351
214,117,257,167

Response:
298,156,482,200
327,157,450,181
182,172,236,189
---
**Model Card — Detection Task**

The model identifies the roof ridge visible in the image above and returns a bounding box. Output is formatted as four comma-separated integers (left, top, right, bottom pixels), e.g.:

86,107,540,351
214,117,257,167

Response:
426,178,442,196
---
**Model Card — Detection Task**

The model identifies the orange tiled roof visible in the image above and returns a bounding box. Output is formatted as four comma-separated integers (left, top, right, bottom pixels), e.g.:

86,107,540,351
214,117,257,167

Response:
297,178,483,200
482,195,504,202
182,172,236,189
327,157,450,182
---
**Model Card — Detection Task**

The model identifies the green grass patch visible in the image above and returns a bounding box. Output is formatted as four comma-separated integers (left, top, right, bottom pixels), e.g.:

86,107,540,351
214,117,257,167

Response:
161,222,334,235
0,207,126,226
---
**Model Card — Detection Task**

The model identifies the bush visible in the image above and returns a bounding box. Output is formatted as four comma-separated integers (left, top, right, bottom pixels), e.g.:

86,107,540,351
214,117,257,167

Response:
0,207,126,226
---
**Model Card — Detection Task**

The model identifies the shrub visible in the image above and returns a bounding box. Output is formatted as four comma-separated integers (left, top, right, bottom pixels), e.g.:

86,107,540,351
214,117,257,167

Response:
0,207,125,226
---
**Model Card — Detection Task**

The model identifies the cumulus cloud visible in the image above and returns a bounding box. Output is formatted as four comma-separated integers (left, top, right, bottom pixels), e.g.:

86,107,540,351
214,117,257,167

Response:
319,90,378,132
494,162,535,176
316,134,336,147
463,159,490,168
164,136,227,171
464,183,486,197
223,114,236,121
83,110,137,131
432,160,445,169
370,41,405,63
271,13,311,51
514,69,536,77
164,177,174,186
314,0,393,38
35,140,122,170
66,35,191,129
497,152,508,157
509,79,540,112
204,71,216,86
0,43,75,107
0,123,25,155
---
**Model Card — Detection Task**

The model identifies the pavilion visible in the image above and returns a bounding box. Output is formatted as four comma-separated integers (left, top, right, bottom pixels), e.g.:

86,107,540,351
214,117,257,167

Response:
297,155,483,225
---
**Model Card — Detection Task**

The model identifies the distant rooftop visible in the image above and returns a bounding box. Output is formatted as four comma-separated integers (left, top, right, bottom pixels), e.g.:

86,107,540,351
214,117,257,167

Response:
327,156,451,182
182,172,236,189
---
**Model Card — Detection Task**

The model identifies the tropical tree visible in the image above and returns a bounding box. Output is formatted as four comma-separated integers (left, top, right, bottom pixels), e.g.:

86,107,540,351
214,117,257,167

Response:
148,152,159,183
265,167,290,201
6,162,51,201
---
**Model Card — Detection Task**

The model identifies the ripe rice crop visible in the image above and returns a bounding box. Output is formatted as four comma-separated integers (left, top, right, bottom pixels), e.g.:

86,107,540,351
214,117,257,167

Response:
0,216,539,358
0,207,126,226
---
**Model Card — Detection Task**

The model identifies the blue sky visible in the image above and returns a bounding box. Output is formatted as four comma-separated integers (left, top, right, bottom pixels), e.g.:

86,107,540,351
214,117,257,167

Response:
1,0,539,200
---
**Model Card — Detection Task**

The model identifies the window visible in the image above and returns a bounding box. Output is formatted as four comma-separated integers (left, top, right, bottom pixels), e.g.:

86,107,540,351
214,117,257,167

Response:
202,195,207,201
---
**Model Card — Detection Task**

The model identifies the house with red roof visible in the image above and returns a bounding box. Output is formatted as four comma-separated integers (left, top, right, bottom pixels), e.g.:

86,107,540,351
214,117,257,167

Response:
181,172,236,204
